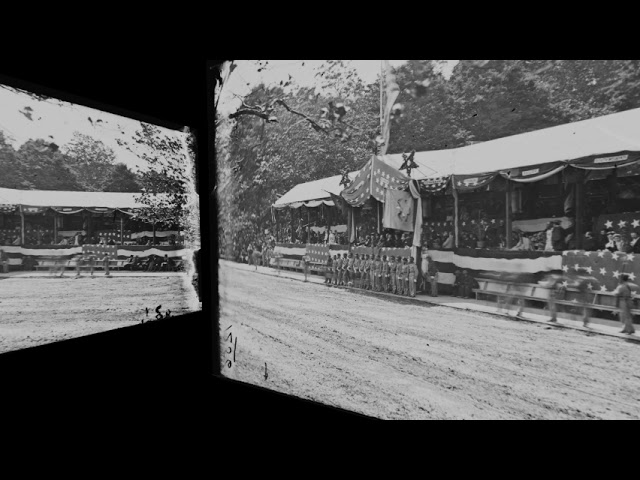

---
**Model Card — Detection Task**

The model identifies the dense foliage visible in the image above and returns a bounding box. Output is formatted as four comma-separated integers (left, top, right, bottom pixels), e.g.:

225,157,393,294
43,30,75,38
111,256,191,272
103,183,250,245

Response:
216,60,640,243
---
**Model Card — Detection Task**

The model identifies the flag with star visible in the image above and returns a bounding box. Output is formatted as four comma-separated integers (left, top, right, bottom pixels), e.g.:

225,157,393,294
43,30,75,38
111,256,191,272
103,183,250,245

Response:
305,243,330,264
370,155,410,203
341,158,373,207
420,176,450,194
561,249,638,293
595,212,640,235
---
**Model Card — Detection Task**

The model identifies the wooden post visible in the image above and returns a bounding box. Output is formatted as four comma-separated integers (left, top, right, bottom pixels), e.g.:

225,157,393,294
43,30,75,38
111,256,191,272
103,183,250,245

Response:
506,179,512,249
53,212,58,244
290,208,296,243
575,170,584,249
20,207,25,246
327,204,332,244
120,215,124,245
307,206,311,245
453,187,459,248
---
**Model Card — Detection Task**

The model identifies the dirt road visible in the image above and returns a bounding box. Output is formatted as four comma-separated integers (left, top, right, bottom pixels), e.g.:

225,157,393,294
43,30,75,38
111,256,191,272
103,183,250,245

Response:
219,261,640,419
0,275,199,354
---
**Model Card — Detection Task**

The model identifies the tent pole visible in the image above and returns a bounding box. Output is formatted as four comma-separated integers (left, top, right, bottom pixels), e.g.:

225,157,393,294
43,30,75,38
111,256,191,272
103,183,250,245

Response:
20,207,25,246
575,170,584,249
506,179,512,249
53,212,58,244
120,215,124,245
453,187,459,249
307,207,311,245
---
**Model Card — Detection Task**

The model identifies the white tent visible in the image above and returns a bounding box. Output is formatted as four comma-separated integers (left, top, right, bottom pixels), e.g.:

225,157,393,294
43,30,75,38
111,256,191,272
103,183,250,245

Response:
0,187,147,209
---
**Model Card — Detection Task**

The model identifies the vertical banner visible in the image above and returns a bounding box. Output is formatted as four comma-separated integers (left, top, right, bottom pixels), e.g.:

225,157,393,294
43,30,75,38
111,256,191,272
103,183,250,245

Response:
380,61,400,156
409,179,422,247
383,189,414,232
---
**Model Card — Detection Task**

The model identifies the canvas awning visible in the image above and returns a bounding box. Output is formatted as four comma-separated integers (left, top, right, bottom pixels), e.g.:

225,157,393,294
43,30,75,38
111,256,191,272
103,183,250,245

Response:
0,187,149,210
273,172,358,207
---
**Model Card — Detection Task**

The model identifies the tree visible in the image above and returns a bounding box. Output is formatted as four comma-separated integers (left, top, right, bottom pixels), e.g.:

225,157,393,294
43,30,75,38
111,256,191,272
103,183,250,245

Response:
0,131,28,189
62,132,117,191
16,139,83,191
116,122,198,245
102,163,142,192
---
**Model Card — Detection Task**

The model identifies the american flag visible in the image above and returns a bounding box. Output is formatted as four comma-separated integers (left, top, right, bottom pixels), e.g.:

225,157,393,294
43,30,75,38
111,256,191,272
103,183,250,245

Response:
561,249,637,293
305,244,330,264
82,244,118,259
420,177,450,194
341,156,410,207
594,212,640,237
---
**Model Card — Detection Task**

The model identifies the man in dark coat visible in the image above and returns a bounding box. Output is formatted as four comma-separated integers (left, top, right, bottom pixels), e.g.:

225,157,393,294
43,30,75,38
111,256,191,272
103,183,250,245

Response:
551,221,566,251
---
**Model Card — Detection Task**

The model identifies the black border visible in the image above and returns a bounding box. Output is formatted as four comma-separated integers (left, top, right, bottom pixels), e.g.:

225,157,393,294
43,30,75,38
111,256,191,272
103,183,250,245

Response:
0,58,375,425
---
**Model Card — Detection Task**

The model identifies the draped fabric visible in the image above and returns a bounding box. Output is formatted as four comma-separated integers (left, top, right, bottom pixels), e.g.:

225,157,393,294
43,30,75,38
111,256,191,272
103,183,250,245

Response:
569,151,640,170
419,176,450,194
561,249,639,294
0,204,16,213
305,243,330,264
84,207,116,215
20,205,49,215
341,158,373,207
409,180,423,247
383,189,414,232
82,244,118,259
500,161,566,183
452,173,497,191
50,207,87,215
370,155,410,203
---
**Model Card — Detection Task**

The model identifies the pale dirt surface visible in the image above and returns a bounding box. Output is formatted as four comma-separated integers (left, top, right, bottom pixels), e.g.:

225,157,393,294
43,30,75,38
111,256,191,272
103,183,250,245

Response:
0,274,200,354
219,261,640,419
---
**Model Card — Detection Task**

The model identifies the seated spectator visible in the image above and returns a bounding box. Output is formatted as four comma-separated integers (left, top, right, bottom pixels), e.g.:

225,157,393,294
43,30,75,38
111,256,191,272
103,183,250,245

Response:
583,231,597,251
442,231,454,249
160,254,173,271
613,234,627,253
604,231,617,252
511,230,532,251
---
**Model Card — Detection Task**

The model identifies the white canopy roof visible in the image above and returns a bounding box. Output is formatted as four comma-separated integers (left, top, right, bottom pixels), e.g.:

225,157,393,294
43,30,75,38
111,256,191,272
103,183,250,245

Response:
274,107,640,205
0,187,147,209
273,172,359,206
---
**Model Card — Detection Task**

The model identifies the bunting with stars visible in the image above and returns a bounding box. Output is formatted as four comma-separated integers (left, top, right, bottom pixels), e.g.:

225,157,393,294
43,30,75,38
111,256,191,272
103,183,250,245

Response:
561,249,638,293
305,243,330,264
341,155,410,207
341,158,373,207
420,176,450,194
370,155,410,203
452,173,497,192
595,212,640,234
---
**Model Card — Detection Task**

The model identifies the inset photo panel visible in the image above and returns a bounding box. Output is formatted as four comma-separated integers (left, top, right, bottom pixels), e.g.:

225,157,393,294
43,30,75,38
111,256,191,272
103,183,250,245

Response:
0,76,201,355
215,60,640,420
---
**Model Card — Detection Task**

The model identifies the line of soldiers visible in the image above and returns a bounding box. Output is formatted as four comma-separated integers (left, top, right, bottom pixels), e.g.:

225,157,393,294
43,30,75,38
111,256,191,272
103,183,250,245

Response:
324,252,419,297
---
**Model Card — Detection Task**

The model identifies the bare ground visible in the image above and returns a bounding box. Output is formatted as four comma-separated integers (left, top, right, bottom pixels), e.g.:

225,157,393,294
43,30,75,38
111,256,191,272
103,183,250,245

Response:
0,275,199,354
219,261,640,420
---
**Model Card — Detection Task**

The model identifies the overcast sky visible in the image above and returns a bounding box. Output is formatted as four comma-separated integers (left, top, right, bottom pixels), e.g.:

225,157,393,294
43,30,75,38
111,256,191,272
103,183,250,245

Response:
0,83,187,173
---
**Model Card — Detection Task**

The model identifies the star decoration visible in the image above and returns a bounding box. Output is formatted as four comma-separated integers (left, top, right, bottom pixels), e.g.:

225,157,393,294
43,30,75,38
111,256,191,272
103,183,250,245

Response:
562,251,570,256
457,181,462,186
562,281,569,288
597,251,606,258
600,285,608,292
573,250,580,255
618,220,627,229
629,272,637,281
584,266,593,274
612,270,621,278
627,253,635,261
339,169,351,188
587,283,594,290
632,219,640,228
612,253,620,261
582,251,591,256
399,150,418,177
562,265,569,272
571,298,578,303
599,267,607,275
604,220,613,229
491,219,496,223
574,263,581,271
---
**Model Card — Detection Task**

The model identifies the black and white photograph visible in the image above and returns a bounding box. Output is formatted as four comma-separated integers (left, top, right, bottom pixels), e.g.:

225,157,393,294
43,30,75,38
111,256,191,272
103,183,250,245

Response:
0,77,201,355
215,60,640,419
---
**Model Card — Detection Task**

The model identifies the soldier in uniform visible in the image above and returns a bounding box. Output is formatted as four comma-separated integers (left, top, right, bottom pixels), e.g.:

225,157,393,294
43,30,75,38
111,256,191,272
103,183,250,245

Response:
341,253,348,286
408,256,419,297
324,253,333,285
360,254,369,289
333,254,341,285
395,256,403,295
346,252,354,287
426,256,439,297
388,255,397,294
381,255,389,292
398,257,408,295
614,274,636,335
352,254,360,288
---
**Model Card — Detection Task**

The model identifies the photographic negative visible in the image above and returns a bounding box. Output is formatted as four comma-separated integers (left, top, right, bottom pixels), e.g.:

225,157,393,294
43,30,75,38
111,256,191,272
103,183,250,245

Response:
0,77,201,355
